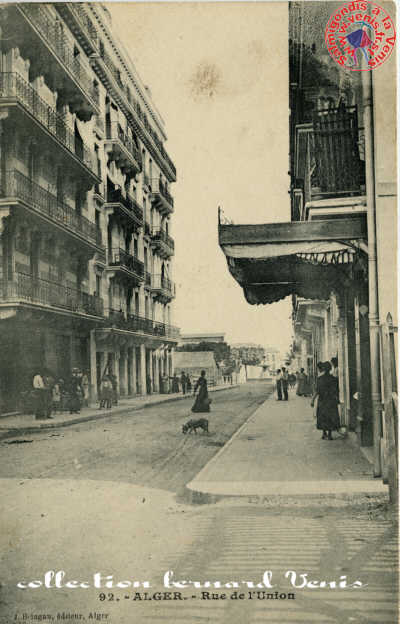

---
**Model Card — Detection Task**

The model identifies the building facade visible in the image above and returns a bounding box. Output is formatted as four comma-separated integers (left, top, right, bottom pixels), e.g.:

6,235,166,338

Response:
219,2,397,491
0,3,179,412
179,333,226,346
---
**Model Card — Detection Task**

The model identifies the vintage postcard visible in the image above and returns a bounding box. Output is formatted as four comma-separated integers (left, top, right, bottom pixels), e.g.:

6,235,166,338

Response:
0,1,397,623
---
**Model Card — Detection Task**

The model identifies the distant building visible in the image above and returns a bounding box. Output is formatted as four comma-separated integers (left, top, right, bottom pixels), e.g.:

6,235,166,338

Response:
179,333,226,346
173,351,220,386
262,347,281,372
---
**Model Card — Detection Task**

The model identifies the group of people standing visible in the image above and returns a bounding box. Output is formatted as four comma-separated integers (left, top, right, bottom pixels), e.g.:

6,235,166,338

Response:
171,371,192,395
32,368,90,420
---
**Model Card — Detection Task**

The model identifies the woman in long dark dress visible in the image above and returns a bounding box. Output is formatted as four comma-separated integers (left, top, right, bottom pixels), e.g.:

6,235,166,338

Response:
311,361,340,440
68,369,82,414
192,370,210,413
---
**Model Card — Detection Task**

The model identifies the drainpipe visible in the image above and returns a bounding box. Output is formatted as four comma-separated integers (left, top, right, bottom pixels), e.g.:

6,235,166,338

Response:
362,70,382,477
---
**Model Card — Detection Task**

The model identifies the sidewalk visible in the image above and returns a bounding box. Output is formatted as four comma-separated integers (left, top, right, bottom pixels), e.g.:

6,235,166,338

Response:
0,383,238,438
186,391,388,501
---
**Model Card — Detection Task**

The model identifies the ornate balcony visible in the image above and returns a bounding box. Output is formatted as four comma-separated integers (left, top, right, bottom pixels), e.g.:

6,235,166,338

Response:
150,178,174,215
292,106,365,218
105,122,142,176
107,248,144,284
0,73,99,182
0,272,104,319
89,47,176,182
6,4,100,120
150,228,175,258
55,3,99,56
105,188,143,229
151,275,176,303
105,308,179,340
0,170,105,252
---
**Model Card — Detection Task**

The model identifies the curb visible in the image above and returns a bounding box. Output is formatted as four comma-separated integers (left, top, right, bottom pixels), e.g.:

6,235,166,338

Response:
184,394,389,506
0,384,239,440
184,393,274,504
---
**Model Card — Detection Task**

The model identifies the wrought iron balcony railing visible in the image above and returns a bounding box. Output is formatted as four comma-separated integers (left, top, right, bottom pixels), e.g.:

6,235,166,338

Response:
312,105,364,197
106,122,142,168
106,188,143,224
18,4,99,108
2,170,103,249
151,275,176,297
0,272,104,317
150,178,174,210
56,3,99,50
134,102,177,180
108,248,144,278
92,39,176,181
0,73,97,176
151,228,175,253
106,308,179,339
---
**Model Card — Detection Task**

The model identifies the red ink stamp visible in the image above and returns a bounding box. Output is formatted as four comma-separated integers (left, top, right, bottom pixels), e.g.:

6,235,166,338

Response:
325,1,396,71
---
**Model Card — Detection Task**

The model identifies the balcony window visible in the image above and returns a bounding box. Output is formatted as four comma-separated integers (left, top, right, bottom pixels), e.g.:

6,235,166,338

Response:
312,104,364,198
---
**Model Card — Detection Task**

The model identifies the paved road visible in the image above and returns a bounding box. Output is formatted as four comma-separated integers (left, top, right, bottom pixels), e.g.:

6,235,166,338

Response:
0,382,271,492
0,382,397,624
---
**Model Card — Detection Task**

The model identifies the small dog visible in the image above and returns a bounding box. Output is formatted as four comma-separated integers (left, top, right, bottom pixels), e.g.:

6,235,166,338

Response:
182,418,209,434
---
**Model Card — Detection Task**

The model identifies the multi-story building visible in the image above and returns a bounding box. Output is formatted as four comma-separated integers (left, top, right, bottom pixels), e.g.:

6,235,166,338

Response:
219,2,397,492
0,3,179,412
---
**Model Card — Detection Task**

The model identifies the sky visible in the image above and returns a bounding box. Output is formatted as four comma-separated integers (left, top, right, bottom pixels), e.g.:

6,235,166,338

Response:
108,1,293,355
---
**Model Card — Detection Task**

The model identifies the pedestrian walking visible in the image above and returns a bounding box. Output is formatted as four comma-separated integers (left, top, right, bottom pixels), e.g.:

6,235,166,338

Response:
186,374,192,393
281,367,289,401
191,370,211,413
32,371,46,419
99,376,112,409
276,369,282,401
180,371,187,395
331,357,338,378
288,372,296,389
311,361,340,440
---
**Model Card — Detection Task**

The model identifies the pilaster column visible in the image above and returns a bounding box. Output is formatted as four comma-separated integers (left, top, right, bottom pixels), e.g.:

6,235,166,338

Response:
139,343,146,395
89,330,97,403
148,349,154,392
336,303,350,429
154,355,160,392
120,349,128,396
